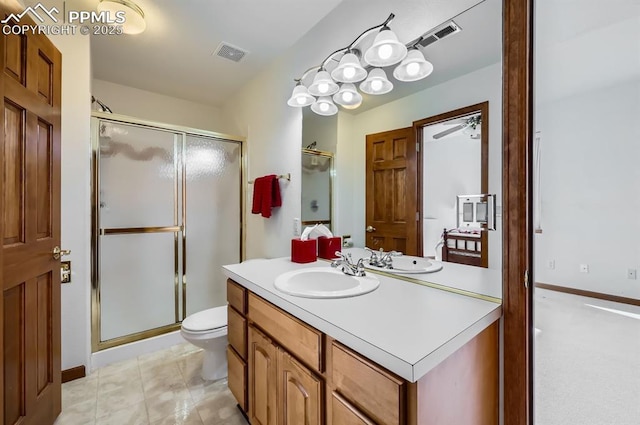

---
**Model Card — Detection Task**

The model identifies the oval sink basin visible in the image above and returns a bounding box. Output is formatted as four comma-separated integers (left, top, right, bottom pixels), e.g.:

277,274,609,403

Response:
274,267,380,298
364,256,443,274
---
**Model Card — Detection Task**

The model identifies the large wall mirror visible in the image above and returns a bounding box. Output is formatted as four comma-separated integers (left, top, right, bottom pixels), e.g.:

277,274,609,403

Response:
301,0,502,297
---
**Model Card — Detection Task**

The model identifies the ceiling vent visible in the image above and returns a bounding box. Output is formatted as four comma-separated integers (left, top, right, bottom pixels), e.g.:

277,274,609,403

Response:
214,42,248,63
418,21,461,48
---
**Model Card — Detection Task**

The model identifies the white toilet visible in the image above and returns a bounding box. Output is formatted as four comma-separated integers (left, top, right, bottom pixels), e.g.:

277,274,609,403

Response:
180,306,228,381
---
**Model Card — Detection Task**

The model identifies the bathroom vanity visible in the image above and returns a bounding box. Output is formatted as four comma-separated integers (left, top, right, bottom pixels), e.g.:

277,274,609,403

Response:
223,257,501,425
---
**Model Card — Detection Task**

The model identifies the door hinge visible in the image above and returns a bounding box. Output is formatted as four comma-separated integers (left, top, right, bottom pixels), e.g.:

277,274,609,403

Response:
416,142,420,152
416,211,420,221
524,269,529,289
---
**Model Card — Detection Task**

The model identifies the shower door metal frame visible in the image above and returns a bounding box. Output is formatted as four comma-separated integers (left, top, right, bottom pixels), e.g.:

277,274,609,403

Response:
90,112,245,352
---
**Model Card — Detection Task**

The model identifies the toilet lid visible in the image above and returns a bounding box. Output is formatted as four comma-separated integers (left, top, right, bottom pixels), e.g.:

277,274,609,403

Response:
182,306,227,332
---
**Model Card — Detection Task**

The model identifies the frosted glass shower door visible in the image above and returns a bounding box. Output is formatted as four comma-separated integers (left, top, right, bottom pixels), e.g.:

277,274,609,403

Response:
98,121,181,341
184,136,241,316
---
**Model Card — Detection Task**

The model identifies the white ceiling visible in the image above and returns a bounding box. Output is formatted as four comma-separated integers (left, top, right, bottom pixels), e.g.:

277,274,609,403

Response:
89,0,344,106
87,0,501,109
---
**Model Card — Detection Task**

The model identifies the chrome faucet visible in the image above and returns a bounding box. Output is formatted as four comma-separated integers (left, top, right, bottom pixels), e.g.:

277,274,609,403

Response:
364,247,402,269
331,252,367,277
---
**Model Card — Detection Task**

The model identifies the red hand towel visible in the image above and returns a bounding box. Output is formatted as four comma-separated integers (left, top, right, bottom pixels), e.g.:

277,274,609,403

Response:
270,175,282,209
251,175,282,218
251,176,266,215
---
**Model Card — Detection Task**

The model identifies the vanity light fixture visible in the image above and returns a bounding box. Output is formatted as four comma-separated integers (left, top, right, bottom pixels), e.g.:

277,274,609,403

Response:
333,83,363,109
393,46,434,82
287,82,315,107
331,51,368,83
308,69,340,96
287,13,435,116
311,96,338,116
359,68,393,95
97,0,146,34
363,26,408,67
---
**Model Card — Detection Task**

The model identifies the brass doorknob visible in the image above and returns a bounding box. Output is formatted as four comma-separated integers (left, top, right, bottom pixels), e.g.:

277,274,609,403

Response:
53,246,71,260
366,225,376,233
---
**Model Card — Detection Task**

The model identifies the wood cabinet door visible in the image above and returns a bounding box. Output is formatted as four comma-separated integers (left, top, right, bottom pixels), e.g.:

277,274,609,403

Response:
330,391,375,425
365,127,418,255
278,349,322,425
248,325,278,425
227,346,247,411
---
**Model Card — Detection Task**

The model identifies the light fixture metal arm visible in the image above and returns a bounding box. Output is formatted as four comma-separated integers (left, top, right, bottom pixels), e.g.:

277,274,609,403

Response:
294,13,396,82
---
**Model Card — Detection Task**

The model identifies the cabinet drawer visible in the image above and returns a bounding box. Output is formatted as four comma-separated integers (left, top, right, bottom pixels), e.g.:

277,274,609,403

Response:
331,391,375,425
228,306,247,359
331,342,404,425
248,293,322,372
227,279,246,314
227,345,247,411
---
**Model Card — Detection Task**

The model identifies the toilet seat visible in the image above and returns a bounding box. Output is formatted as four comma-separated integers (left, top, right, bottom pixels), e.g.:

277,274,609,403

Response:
182,306,227,333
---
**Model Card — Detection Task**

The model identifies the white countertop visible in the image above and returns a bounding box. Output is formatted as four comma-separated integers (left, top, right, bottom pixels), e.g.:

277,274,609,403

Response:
223,257,501,382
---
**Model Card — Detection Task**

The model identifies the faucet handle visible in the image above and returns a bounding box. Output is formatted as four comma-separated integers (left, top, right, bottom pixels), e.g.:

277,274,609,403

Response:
378,250,402,269
354,258,367,276
364,247,379,263
334,251,354,264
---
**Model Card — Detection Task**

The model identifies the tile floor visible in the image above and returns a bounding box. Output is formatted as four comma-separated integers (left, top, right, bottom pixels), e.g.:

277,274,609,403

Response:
55,343,248,425
534,288,640,425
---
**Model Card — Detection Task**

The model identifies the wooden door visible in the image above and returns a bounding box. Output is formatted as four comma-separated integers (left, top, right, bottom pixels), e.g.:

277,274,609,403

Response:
1,7,63,425
365,127,418,255
278,349,322,425
248,325,278,425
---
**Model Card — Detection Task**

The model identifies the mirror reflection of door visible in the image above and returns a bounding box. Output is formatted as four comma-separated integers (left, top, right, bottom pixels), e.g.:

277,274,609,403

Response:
365,127,418,255
301,149,333,230
415,102,489,267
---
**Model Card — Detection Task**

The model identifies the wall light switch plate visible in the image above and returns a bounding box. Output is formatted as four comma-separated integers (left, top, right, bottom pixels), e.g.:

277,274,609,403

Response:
548,260,555,270
628,269,637,280
580,264,589,273
293,218,301,237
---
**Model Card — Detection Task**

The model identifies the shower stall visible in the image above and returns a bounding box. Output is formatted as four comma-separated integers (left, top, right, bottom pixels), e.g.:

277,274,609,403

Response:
91,113,243,351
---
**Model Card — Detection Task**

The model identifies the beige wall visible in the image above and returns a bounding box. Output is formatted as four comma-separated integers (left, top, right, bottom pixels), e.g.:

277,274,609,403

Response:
221,54,303,259
45,0,93,371
92,79,229,133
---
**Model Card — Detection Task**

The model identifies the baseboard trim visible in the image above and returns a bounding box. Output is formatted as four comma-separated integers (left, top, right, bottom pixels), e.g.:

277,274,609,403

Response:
535,283,640,307
62,365,86,383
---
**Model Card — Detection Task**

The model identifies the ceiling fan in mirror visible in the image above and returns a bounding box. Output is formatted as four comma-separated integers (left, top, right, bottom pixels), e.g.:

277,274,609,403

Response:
433,114,482,140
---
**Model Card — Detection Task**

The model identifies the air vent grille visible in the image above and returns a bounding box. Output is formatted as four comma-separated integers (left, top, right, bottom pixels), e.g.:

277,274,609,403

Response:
214,43,248,63
418,21,461,48
419,35,439,48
